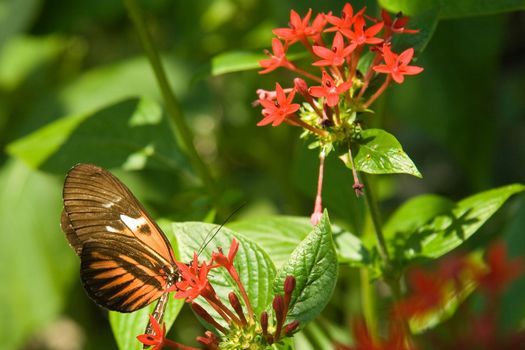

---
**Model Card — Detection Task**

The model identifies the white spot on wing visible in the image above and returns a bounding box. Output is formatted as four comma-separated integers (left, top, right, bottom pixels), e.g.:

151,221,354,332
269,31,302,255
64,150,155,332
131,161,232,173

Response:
106,225,120,233
120,214,148,232
102,202,114,208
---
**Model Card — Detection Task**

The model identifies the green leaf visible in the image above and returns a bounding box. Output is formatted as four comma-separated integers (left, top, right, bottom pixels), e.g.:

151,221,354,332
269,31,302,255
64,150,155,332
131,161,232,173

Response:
379,0,525,18
0,35,68,91
349,128,422,178
211,51,265,76
228,215,370,268
228,216,312,268
175,222,276,318
0,0,41,49
0,159,76,350
110,223,184,350
385,184,525,263
274,211,338,326
6,97,187,174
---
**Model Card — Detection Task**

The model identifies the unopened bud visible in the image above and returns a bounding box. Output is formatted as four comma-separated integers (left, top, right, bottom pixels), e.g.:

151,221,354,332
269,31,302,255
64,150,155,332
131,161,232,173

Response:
284,276,296,294
284,320,300,336
294,78,309,97
260,311,269,336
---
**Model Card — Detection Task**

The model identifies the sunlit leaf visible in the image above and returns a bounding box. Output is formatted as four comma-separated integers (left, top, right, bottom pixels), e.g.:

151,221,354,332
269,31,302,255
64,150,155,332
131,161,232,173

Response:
386,184,525,263
274,211,338,325
348,128,422,178
6,97,187,174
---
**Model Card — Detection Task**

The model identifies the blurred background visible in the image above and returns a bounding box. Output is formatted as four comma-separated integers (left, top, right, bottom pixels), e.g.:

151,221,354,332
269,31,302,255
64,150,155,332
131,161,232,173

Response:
0,0,524,349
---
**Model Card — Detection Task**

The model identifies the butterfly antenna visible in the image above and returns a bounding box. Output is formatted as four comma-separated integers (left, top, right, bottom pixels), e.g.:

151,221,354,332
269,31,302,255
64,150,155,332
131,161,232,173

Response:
197,203,246,257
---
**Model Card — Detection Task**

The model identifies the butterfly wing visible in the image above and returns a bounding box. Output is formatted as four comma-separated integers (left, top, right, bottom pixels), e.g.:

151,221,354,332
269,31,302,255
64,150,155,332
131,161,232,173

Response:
62,163,177,312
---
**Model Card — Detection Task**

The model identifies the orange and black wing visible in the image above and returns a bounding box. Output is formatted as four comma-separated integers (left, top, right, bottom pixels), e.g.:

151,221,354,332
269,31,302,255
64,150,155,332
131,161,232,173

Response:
61,163,177,312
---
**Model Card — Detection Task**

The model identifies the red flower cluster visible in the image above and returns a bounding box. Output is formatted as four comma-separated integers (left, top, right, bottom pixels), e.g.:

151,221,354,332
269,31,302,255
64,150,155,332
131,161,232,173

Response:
256,4,423,128
137,239,298,350
337,241,525,350
255,4,424,218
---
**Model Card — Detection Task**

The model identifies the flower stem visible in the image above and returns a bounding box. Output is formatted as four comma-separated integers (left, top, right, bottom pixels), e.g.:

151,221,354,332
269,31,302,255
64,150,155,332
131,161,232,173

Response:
123,0,217,199
361,173,389,264
363,75,390,109
359,268,377,339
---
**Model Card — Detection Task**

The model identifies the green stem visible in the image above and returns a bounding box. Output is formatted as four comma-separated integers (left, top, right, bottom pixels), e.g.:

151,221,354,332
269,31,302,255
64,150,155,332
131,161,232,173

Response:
123,0,217,199
360,268,377,339
361,173,390,264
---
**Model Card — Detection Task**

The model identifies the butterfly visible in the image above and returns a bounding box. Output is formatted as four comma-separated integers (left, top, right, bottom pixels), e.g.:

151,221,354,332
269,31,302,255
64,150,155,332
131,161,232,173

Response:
60,163,178,336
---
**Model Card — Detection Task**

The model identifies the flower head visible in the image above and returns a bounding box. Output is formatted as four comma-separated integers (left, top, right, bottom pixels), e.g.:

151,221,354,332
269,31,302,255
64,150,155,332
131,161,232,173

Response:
257,83,300,126
373,44,424,84
309,71,352,107
381,10,419,36
273,9,314,44
312,32,356,67
259,38,294,74
325,3,364,32
476,241,524,295
341,15,384,46
174,253,212,302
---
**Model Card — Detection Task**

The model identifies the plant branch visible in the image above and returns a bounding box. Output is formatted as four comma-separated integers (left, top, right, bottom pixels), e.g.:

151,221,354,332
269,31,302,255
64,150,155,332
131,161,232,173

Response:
123,0,217,199
361,173,389,264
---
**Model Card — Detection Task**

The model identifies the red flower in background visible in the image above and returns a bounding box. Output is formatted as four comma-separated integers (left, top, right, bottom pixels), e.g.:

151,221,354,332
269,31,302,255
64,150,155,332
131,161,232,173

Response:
257,83,300,126
373,44,423,83
477,241,524,295
394,269,444,319
381,10,419,36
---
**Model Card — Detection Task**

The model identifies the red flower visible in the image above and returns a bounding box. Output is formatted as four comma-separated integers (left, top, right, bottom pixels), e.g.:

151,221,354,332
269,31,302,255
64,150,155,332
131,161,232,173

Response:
477,241,524,295
259,38,294,74
312,32,356,67
373,44,424,84
212,238,239,273
341,15,383,46
394,269,444,319
337,318,407,350
257,83,300,126
174,253,213,302
273,9,313,44
325,3,364,32
309,71,352,107
137,315,167,350
381,10,419,35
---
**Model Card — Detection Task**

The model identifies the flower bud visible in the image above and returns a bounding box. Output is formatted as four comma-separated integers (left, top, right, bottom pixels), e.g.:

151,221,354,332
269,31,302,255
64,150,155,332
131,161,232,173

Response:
284,320,300,336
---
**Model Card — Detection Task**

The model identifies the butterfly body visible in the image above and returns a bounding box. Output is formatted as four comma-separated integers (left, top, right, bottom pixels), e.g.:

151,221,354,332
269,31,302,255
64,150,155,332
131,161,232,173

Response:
61,164,178,324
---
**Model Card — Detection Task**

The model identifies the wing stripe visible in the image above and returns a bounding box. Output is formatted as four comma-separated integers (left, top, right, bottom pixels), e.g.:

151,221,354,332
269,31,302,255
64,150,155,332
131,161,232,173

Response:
62,164,178,313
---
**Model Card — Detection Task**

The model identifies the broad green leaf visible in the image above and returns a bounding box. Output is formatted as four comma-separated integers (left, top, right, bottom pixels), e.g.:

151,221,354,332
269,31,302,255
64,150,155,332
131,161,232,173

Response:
228,216,312,268
384,194,455,242
0,0,40,49
175,222,276,319
0,35,67,91
274,211,338,325
210,50,309,76
379,0,525,19
0,159,76,350
386,184,525,263
6,97,187,174
228,215,370,268
110,222,184,350
349,128,422,178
